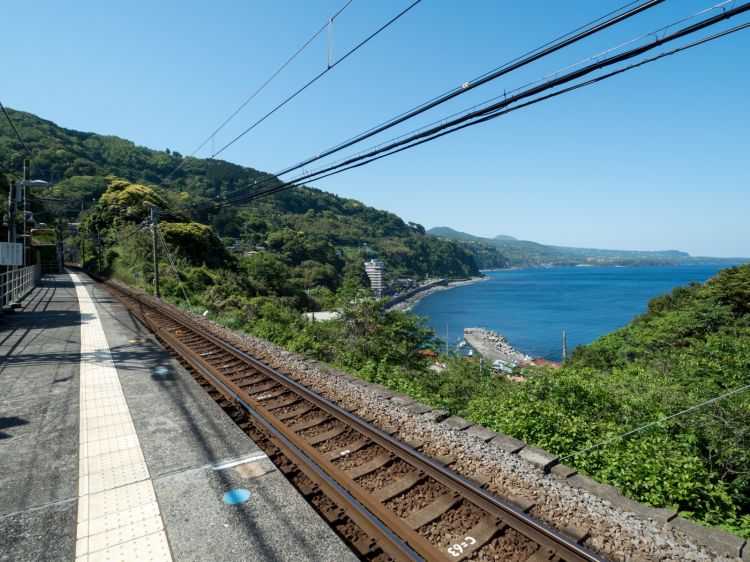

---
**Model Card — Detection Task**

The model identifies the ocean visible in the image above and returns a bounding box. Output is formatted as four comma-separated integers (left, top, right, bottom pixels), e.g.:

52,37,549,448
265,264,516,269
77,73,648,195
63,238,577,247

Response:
411,264,737,361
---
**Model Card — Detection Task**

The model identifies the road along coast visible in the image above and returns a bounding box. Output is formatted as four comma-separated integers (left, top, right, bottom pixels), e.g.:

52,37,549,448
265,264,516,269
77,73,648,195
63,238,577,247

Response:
388,276,488,311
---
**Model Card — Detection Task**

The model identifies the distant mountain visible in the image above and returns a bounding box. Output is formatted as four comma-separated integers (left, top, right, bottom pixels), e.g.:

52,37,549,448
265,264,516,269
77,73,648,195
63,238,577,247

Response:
551,246,689,260
426,227,741,267
426,227,488,243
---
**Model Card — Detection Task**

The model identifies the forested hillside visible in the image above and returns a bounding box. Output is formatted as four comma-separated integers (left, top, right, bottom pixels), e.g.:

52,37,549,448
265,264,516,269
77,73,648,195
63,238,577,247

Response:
5,108,747,540
0,108,505,287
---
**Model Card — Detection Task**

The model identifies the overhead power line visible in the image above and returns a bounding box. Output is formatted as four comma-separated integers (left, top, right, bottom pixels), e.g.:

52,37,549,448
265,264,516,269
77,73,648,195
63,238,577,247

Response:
156,226,192,309
161,0,356,184
187,0,667,212
210,0,424,160
0,101,39,176
299,19,750,187
558,382,750,462
190,4,750,213
271,0,666,178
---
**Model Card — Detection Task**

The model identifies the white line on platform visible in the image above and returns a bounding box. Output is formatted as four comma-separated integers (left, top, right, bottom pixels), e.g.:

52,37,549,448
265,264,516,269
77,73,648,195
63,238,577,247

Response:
71,273,172,562
212,452,269,471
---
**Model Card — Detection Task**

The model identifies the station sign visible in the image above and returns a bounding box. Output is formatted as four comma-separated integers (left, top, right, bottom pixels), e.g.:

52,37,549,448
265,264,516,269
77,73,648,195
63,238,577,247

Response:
0,242,23,266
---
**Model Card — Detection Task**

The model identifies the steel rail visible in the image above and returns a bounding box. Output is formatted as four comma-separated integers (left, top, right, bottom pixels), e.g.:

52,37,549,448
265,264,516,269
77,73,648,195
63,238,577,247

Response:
120,289,419,562
105,280,605,562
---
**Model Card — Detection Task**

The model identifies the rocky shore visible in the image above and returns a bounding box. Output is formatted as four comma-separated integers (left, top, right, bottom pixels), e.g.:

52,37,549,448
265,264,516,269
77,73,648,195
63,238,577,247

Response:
463,327,530,364
389,276,488,311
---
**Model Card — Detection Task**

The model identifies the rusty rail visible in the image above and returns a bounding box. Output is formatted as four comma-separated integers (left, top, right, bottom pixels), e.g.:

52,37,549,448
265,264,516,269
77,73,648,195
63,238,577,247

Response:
105,280,605,562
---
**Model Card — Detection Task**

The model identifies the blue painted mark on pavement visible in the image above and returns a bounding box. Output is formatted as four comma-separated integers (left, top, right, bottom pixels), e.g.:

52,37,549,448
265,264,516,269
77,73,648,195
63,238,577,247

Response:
223,488,251,505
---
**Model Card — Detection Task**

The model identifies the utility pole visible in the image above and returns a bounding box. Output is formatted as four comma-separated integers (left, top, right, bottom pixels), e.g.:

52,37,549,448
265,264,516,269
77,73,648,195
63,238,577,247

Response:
22,159,29,267
150,206,160,298
562,330,568,361
96,229,103,275
5,180,17,308
7,180,17,246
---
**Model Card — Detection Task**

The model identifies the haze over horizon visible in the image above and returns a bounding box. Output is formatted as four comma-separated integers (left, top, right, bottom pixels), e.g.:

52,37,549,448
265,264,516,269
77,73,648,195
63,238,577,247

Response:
425,226,747,259
4,1,749,257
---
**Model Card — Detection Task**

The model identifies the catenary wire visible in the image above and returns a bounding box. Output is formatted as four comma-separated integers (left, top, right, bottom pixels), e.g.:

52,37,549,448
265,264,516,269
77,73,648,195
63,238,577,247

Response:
0,101,39,176
278,12,750,187
285,0,733,185
161,0,355,185
191,11,750,212
209,0,423,160
300,0,648,162
186,0,667,211
156,225,192,308
270,0,666,178
290,20,750,188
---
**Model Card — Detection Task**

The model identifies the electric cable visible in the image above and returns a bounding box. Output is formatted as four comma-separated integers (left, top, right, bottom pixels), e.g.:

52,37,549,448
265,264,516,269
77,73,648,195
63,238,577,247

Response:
270,0,666,178
0,102,57,182
278,18,750,190
558,382,750,462
110,224,149,245
210,0,423,160
187,0,669,212
161,0,356,184
0,101,35,168
156,225,192,309
190,7,750,212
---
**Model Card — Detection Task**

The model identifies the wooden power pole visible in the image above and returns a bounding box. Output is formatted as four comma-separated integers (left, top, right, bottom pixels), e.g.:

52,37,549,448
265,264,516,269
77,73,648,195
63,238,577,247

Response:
150,206,160,298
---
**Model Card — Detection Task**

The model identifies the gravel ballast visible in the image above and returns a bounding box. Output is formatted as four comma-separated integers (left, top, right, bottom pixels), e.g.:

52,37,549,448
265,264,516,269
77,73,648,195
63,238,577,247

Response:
129,288,746,562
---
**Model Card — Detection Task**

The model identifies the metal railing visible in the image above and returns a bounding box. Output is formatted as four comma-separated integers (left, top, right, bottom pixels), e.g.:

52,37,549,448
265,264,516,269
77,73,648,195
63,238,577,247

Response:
1,263,42,309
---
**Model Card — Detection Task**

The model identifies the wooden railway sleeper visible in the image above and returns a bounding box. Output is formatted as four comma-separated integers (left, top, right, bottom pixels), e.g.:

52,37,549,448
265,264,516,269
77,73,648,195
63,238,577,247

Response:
345,453,394,480
325,437,370,461
406,491,462,530
104,282,606,562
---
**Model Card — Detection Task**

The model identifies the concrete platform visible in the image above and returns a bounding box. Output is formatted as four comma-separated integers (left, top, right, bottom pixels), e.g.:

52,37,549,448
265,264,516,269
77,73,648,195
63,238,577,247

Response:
0,272,358,562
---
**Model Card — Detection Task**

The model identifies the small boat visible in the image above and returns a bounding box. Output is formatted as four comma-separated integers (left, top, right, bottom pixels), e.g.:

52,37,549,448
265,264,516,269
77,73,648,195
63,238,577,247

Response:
457,340,467,348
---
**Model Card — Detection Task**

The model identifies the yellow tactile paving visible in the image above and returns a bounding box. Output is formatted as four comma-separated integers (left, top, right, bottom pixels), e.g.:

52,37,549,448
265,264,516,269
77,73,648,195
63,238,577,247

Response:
76,530,172,562
72,273,172,561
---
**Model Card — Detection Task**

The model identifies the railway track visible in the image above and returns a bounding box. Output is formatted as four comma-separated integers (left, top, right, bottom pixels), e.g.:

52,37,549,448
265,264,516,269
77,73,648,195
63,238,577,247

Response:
105,280,605,562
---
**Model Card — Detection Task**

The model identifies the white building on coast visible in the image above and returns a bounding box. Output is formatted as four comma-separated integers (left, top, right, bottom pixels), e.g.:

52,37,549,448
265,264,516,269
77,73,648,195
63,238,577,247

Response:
364,259,385,298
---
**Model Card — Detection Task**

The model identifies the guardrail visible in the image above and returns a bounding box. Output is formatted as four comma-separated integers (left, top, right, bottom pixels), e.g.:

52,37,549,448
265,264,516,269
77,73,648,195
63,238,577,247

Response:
1,263,42,310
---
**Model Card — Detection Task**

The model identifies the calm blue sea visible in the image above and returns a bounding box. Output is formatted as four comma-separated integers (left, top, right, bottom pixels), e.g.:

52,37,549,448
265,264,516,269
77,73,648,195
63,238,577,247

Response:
411,264,737,361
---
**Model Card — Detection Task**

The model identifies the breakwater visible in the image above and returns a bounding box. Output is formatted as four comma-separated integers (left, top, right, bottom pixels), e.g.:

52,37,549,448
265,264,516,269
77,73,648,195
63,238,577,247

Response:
412,265,731,361
463,327,530,364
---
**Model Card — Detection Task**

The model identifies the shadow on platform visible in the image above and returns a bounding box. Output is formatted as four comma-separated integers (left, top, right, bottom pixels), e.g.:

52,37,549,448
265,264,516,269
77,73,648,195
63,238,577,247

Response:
0,416,30,439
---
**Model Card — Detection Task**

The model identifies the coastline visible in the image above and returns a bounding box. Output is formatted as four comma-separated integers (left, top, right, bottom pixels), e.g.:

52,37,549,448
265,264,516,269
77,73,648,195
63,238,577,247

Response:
463,327,530,365
388,275,488,312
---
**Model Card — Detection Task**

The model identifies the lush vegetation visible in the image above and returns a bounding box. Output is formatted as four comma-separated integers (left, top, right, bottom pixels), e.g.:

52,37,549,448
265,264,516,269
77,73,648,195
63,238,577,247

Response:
4,108,748,539
339,265,750,538
0,108,502,289
146,223,750,538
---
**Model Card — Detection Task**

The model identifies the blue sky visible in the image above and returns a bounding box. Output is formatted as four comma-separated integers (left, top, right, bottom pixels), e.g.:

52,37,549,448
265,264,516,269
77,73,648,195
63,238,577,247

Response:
3,1,749,256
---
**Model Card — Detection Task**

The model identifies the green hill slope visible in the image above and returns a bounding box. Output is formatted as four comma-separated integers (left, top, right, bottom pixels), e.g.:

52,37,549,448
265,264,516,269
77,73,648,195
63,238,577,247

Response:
0,108,508,284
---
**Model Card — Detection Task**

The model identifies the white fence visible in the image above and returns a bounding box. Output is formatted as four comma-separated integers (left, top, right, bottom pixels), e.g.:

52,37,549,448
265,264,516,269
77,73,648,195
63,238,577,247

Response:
1,263,42,308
